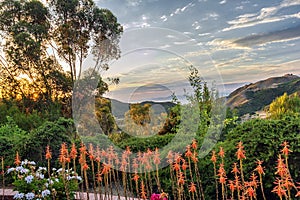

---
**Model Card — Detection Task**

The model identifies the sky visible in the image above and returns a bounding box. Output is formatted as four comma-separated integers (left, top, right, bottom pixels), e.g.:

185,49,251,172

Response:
92,0,300,102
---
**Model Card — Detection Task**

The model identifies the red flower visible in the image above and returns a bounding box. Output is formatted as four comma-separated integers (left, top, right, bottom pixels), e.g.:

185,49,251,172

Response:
185,145,193,158
191,139,198,150
45,145,52,160
218,147,225,158
236,141,246,160
189,182,196,193
211,150,217,163
14,151,21,166
281,141,292,157
70,143,77,160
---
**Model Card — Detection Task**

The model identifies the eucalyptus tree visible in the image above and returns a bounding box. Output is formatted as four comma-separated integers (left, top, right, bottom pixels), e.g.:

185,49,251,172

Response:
0,0,123,116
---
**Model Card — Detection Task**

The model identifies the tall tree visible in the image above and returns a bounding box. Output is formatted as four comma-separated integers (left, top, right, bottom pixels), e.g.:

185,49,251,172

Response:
0,0,123,116
49,0,123,83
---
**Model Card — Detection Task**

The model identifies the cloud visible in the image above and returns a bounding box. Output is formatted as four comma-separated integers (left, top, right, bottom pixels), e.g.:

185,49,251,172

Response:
169,2,195,17
123,14,151,29
198,33,211,37
233,25,300,47
219,0,226,5
235,6,244,10
201,12,220,21
207,38,250,51
223,0,300,31
126,0,142,7
160,15,168,22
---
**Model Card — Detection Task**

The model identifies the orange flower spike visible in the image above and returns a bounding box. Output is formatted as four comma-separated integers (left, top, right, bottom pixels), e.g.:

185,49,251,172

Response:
101,149,107,159
132,173,140,182
45,145,52,160
153,148,161,165
231,162,240,174
281,141,292,157
174,153,181,163
101,163,111,175
82,162,89,171
182,159,188,171
137,151,143,163
59,143,68,164
70,143,77,160
191,139,198,150
132,158,139,171
236,141,246,160
191,155,198,163
96,173,103,182
219,175,227,184
255,160,265,175
88,143,95,161
140,181,147,199
65,156,71,163
78,153,85,165
275,155,287,178
234,175,241,190
272,183,287,198
250,173,258,188
210,150,217,163
189,182,197,193
95,146,101,163
167,150,174,164
218,147,225,158
218,163,226,175
185,145,193,158
14,151,21,166
147,148,153,156
79,143,87,155
246,186,255,198
228,180,235,192
177,172,185,185
173,162,181,171
125,146,132,156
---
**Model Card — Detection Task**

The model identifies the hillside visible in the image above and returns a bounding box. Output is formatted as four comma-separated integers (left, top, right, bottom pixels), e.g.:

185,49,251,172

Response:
226,74,300,116
110,98,176,119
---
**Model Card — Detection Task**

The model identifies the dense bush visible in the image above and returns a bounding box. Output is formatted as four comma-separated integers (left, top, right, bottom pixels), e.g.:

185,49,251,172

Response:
199,114,300,199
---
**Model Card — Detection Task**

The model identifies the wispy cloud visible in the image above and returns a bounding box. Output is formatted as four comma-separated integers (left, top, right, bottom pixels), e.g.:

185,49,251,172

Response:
207,38,251,51
233,25,300,47
123,14,151,29
235,6,244,10
223,0,300,31
126,0,142,7
202,12,219,21
167,2,195,18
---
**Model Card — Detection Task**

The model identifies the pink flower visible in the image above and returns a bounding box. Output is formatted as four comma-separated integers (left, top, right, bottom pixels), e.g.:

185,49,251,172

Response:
150,193,168,200
150,193,160,200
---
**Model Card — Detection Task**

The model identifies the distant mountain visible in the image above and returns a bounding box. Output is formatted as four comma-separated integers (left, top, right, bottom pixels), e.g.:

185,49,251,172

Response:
226,74,300,116
110,98,176,119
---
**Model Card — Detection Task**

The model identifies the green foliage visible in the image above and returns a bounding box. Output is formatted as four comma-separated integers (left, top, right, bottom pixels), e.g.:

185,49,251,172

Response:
200,115,300,199
267,92,300,119
0,116,28,165
117,134,176,152
232,77,300,116
0,101,45,131
95,97,117,135
19,118,76,166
